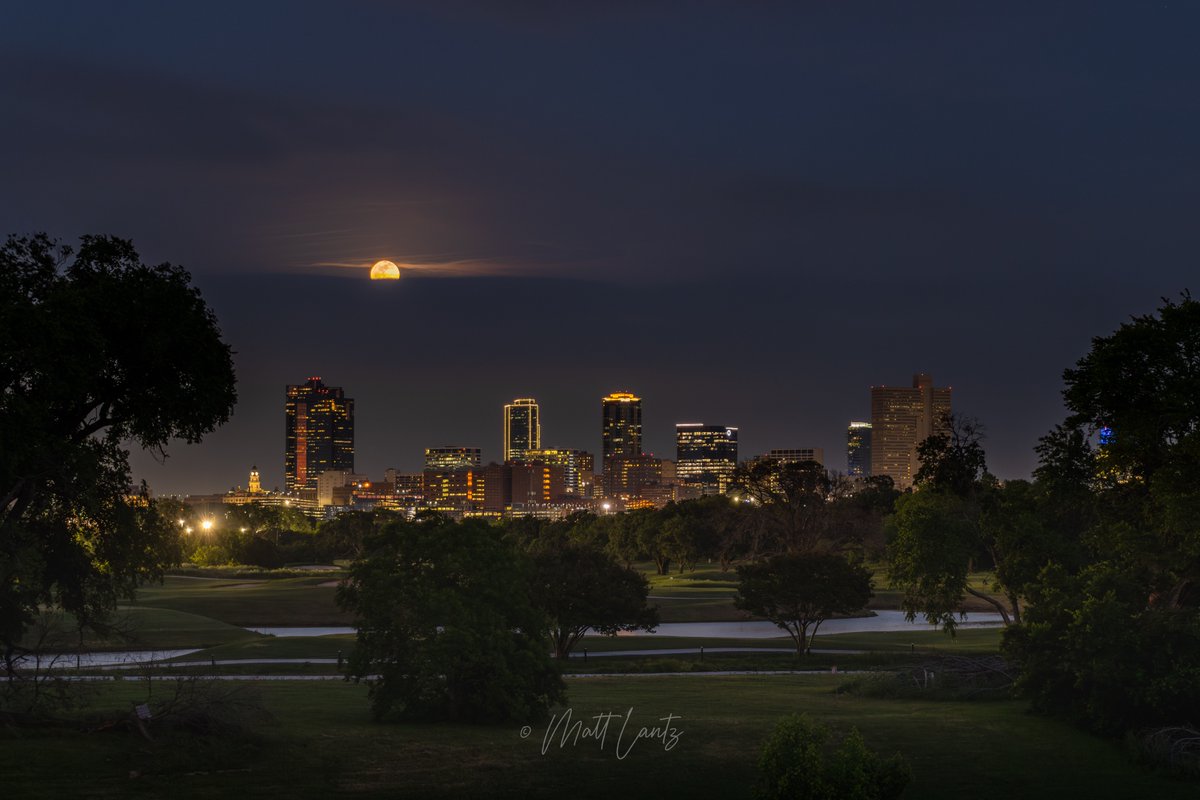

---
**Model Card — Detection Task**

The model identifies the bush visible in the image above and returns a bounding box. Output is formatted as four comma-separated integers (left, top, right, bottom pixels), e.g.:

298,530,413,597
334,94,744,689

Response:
757,714,910,800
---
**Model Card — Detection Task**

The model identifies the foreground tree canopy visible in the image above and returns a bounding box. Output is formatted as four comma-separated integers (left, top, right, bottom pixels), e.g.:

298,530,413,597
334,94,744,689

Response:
1004,293,1200,733
338,517,565,723
0,234,235,664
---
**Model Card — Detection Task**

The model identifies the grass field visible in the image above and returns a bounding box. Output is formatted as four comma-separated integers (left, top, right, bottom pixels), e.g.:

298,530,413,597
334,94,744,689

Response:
118,564,1009,632
0,676,1189,799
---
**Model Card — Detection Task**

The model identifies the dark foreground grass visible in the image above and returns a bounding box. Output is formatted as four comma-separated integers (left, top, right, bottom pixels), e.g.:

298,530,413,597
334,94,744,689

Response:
1,677,1193,799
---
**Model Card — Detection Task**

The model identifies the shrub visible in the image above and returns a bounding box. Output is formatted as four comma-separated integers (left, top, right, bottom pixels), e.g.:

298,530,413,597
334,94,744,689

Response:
757,714,910,800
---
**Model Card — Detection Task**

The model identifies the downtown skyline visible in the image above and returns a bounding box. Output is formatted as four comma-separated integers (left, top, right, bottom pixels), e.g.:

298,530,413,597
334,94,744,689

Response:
147,369,947,496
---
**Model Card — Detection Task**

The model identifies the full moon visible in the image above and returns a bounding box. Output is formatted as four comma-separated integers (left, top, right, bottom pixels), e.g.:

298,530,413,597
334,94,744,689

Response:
369,259,400,280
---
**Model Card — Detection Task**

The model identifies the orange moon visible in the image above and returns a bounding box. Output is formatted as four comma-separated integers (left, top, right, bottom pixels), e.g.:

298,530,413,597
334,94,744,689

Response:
369,259,400,280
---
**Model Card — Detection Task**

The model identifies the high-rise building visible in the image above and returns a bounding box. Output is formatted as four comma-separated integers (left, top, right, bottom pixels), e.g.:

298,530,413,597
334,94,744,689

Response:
503,398,541,462
601,391,642,472
285,377,354,492
524,448,594,496
869,373,952,489
676,424,739,495
424,447,482,472
756,448,825,466
846,422,872,478
601,391,644,497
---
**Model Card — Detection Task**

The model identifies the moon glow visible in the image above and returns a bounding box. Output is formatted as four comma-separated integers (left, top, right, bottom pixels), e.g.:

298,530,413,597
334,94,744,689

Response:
369,259,400,280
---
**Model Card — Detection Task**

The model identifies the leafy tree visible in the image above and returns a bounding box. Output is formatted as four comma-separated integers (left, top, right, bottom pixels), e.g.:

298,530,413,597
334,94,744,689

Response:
756,714,911,800
913,413,988,497
1004,293,1200,732
887,415,1040,629
338,516,564,722
0,234,235,666
314,509,393,561
527,541,658,659
729,459,848,557
834,475,901,558
735,553,872,656
602,513,642,569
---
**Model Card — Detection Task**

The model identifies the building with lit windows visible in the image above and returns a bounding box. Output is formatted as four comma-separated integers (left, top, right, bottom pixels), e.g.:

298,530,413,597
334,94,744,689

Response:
523,448,594,497
424,447,482,472
503,398,541,462
754,448,824,466
675,424,739,495
870,373,952,489
846,422,872,477
602,391,642,494
285,377,354,492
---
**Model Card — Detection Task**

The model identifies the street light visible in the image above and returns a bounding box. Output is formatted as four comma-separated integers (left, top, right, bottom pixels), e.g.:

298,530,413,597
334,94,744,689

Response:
201,519,214,532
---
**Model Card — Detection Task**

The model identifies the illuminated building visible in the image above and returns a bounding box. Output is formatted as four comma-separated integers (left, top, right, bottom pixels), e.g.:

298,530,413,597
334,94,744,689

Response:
424,446,482,472
675,424,739,495
423,468,481,509
754,448,825,466
846,422,872,477
869,373,952,489
285,377,354,492
602,391,642,493
317,470,370,507
503,398,541,462
385,469,425,504
602,391,642,470
605,455,665,501
224,466,273,506
523,448,594,496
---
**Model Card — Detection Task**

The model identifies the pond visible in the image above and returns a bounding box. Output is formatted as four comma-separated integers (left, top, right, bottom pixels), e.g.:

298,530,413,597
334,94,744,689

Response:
246,611,1004,640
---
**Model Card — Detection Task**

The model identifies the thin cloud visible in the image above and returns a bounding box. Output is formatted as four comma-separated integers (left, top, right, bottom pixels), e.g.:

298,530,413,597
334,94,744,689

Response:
303,257,524,278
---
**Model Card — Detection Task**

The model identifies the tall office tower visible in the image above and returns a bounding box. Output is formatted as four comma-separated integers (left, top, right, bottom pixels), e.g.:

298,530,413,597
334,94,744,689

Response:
601,391,642,471
524,448,594,496
869,373,952,489
285,377,354,492
601,391,643,496
676,424,739,495
758,448,825,466
846,422,873,478
503,398,541,462
424,447,482,472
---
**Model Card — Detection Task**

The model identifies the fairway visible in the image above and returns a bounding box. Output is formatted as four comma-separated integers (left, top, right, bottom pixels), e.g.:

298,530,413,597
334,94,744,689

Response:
0,676,1188,799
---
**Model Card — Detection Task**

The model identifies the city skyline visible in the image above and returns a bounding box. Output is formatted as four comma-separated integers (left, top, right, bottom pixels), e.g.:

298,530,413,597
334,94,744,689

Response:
160,374,951,496
38,3,1189,494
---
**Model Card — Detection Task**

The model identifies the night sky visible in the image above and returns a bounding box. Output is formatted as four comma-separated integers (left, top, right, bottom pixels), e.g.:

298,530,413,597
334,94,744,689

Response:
3,2,1198,493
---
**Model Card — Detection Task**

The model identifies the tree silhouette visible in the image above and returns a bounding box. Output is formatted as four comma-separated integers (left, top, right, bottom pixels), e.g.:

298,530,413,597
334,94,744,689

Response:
0,233,235,668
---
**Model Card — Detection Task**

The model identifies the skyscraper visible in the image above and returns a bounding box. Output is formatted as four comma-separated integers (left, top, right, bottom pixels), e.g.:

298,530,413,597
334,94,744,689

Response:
602,391,643,496
676,423,739,495
869,373,951,489
601,391,642,469
846,422,872,478
503,398,541,462
284,377,354,492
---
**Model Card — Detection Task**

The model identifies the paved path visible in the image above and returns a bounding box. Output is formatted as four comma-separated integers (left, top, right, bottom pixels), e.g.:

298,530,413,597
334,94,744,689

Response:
3,670,865,682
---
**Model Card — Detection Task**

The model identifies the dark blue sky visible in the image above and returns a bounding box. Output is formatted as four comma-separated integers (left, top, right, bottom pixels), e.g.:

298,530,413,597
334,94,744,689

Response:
3,2,1197,492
